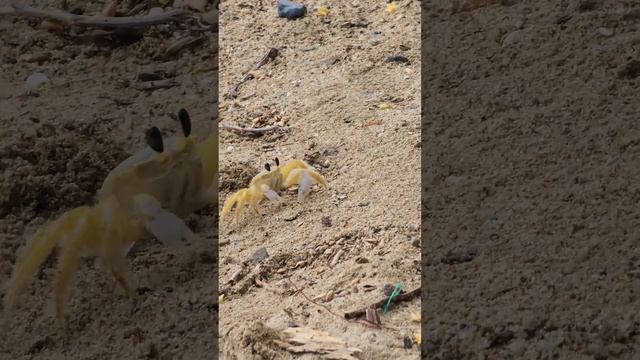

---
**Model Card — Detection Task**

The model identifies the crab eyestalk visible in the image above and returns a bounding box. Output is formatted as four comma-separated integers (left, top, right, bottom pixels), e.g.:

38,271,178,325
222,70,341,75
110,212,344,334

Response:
196,120,218,191
146,126,164,153
177,108,191,138
265,163,271,171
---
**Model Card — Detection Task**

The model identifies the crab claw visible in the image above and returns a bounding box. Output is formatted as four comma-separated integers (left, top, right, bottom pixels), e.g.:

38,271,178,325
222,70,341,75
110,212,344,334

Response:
280,162,328,201
260,185,281,203
134,194,194,250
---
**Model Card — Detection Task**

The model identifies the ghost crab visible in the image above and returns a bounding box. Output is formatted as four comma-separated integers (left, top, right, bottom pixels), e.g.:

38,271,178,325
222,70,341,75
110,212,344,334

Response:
3,108,218,330
221,157,328,224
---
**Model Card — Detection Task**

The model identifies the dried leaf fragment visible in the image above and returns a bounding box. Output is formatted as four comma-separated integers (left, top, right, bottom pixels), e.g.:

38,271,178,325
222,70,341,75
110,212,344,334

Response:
317,6,329,16
386,2,398,13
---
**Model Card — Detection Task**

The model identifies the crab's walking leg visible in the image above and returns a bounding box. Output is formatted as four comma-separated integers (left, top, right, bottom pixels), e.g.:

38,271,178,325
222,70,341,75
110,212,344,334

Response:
105,245,136,299
250,196,262,216
54,233,84,330
221,191,242,219
53,208,97,329
234,193,249,223
3,206,90,321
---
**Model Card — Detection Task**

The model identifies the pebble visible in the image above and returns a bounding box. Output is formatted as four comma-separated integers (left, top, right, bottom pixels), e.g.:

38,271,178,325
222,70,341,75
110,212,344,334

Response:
596,27,614,37
502,30,524,46
248,247,269,264
19,52,50,63
323,147,339,156
369,32,382,45
403,335,412,349
512,17,525,29
277,0,306,19
24,72,49,93
507,338,526,356
384,55,410,64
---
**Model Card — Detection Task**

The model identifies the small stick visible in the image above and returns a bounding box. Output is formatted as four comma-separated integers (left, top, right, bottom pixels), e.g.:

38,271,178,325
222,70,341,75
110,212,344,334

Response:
226,48,280,99
287,279,347,321
165,35,206,56
220,124,285,135
343,287,421,320
135,77,181,91
2,1,185,29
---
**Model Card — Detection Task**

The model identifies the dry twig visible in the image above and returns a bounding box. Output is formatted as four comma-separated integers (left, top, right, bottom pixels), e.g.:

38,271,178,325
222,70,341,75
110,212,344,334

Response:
226,47,280,99
219,124,284,136
135,77,182,91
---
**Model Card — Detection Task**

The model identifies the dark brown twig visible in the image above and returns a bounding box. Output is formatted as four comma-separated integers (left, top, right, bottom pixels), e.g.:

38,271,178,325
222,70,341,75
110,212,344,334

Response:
226,48,280,99
135,77,182,91
343,287,421,320
220,124,286,136
1,1,185,29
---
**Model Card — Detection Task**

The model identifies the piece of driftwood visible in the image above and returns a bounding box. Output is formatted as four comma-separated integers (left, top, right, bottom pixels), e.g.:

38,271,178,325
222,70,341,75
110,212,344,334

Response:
1,1,185,29
273,327,363,360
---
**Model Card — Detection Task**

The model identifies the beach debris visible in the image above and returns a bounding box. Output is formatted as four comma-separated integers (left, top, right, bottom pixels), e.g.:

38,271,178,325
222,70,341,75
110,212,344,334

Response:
24,72,49,93
344,287,421,319
317,5,329,17
384,55,410,64
386,2,398,13
273,327,363,360
277,0,306,19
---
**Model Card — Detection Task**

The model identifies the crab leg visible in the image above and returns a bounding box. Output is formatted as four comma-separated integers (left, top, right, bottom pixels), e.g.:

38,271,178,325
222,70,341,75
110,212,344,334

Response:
3,206,90,320
234,193,249,223
54,229,85,328
221,190,243,219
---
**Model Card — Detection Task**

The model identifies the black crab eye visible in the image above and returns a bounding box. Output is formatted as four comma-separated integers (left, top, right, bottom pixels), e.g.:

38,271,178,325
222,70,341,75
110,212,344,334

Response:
265,163,271,171
177,108,191,137
274,157,280,166
145,126,164,153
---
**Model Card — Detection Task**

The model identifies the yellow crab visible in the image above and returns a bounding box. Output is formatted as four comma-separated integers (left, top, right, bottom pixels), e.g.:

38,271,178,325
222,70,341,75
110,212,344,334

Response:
221,157,328,223
3,108,218,330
